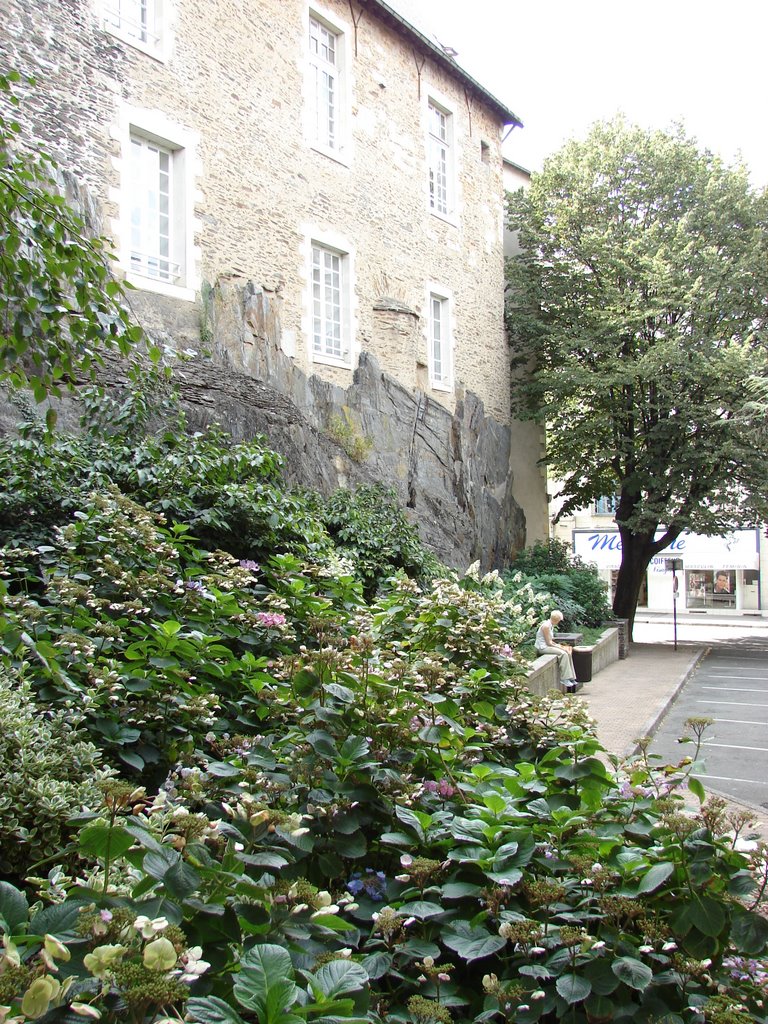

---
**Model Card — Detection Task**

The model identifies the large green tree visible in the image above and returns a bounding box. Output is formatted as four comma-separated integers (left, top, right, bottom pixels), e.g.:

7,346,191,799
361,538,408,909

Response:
0,72,142,421
506,118,768,634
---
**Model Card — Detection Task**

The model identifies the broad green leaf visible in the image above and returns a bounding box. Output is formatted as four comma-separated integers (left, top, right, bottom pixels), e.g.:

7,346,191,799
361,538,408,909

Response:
233,944,299,1023
30,899,88,939
395,805,427,842
637,861,675,894
731,906,768,954
585,994,619,1021
143,846,181,880
79,825,134,861
611,956,653,991
361,952,393,980
687,895,726,938
688,777,707,804
442,921,506,962
583,957,620,995
0,882,29,933
396,901,444,920
556,974,591,1004
163,859,202,900
441,882,482,900
308,915,357,932
187,997,246,1024
312,960,369,998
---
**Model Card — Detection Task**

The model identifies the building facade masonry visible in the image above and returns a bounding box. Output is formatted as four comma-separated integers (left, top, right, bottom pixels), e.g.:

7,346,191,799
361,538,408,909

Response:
0,0,535,436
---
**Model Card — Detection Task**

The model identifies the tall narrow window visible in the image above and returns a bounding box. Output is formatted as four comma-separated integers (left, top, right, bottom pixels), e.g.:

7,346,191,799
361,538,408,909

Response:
103,0,160,48
428,101,452,217
118,107,196,299
129,135,176,282
428,290,452,388
312,244,344,359
309,16,339,151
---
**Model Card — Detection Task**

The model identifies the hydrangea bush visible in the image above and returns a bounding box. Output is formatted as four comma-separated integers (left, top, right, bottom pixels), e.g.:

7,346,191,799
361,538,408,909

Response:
1,418,767,1024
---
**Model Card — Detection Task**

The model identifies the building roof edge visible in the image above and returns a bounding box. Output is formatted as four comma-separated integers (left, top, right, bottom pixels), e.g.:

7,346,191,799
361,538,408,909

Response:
358,0,523,128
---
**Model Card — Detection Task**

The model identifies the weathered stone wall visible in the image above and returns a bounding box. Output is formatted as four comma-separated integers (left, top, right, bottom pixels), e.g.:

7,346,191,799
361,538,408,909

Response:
198,279,526,568
0,275,526,570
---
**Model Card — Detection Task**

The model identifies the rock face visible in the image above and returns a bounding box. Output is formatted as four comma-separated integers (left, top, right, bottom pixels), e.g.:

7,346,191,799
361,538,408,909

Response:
0,277,527,571
180,279,526,570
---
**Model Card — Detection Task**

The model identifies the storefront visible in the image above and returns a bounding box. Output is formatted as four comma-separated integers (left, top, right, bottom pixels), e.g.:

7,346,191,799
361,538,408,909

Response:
572,528,762,614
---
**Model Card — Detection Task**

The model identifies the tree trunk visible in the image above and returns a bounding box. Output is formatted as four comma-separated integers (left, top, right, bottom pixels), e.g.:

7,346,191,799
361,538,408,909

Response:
611,528,657,639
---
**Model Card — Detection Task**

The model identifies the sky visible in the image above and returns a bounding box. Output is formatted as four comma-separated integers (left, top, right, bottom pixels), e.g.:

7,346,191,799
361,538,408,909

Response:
390,0,768,186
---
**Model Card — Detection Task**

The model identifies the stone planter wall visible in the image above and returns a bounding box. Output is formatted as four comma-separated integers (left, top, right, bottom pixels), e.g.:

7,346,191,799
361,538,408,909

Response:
524,626,620,697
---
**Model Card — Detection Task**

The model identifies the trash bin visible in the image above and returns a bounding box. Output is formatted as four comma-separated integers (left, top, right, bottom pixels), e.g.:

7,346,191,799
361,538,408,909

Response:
572,646,593,683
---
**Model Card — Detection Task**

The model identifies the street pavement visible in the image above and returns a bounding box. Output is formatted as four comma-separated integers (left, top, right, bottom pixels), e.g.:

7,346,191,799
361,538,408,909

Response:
573,612,768,836
648,634,768,808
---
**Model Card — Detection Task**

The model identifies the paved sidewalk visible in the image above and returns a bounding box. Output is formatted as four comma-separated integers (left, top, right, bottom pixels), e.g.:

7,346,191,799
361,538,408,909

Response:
575,641,705,759
575,639,768,838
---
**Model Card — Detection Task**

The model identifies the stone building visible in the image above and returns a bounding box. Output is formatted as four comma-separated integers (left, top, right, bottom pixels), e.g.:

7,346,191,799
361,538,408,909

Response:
0,0,547,566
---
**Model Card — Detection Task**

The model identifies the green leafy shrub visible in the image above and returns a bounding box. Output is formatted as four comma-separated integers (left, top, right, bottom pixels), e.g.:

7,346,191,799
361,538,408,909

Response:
320,484,441,597
0,664,110,876
0,71,141,408
2,382,768,1024
505,539,612,628
0,380,330,562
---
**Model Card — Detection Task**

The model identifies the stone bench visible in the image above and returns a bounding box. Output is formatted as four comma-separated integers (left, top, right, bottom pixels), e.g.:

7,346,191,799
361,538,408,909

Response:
524,625,620,696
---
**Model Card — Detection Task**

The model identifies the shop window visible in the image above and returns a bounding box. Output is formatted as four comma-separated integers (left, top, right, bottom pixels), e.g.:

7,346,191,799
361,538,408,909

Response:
686,570,736,609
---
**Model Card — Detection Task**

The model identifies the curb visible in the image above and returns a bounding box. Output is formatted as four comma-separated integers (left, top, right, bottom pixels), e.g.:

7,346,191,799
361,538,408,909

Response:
620,646,708,760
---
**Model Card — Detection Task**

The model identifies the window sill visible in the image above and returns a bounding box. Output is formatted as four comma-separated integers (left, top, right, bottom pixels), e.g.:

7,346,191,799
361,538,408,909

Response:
126,272,195,302
310,142,351,168
103,24,166,61
429,379,452,393
312,351,353,370
429,208,459,229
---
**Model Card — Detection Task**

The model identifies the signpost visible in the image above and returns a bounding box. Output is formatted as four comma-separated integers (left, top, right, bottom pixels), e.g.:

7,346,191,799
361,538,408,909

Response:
665,558,683,650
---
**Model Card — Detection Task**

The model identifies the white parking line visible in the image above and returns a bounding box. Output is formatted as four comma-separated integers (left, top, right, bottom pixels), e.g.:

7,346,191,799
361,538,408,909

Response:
702,741,768,753
698,701,768,707
705,675,768,681
712,718,768,726
701,686,768,693
697,773,766,785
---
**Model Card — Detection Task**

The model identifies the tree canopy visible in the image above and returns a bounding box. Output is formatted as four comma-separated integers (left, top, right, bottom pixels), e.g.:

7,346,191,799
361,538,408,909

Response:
506,118,768,631
0,71,142,423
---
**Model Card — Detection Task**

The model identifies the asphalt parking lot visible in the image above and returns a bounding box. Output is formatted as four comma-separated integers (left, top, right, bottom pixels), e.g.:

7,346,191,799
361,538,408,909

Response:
649,634,768,808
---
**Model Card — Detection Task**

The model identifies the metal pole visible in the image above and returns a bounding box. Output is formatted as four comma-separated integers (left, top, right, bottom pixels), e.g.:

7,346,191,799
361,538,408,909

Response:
672,570,678,651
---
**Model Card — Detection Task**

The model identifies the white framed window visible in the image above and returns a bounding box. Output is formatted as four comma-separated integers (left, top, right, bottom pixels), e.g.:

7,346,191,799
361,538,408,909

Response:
301,229,356,368
426,285,453,390
305,5,349,162
312,243,344,359
594,494,619,516
113,106,199,301
427,96,456,221
100,0,171,59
